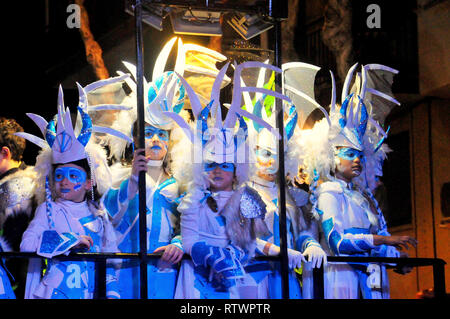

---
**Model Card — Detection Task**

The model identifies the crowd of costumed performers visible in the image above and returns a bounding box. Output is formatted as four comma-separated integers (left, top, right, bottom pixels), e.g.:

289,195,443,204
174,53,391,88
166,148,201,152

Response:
0,37,417,299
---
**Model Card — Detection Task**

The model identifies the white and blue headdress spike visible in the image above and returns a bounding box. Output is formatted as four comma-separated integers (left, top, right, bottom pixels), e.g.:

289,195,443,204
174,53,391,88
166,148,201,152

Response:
345,63,400,153
16,84,132,162
163,61,282,165
282,61,330,128
117,37,187,131
77,75,133,113
333,92,369,150
144,71,186,130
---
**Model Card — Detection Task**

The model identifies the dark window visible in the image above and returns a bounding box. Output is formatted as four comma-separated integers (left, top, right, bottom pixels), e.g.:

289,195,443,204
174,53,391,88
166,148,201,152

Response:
352,0,419,94
379,131,412,227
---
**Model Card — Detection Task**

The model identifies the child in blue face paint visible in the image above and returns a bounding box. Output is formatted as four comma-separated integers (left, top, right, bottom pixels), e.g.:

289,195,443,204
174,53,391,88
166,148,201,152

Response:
102,121,185,299
20,157,121,299
16,78,135,300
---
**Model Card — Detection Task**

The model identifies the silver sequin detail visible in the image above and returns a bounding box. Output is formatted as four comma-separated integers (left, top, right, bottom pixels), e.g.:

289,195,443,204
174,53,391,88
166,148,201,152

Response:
240,186,266,219
0,176,35,212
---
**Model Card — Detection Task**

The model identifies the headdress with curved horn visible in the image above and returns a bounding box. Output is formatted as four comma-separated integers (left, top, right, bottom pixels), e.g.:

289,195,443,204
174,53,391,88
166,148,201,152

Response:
164,61,287,165
15,84,132,164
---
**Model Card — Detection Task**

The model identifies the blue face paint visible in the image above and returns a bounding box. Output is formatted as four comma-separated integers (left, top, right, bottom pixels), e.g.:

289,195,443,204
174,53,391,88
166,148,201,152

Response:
144,126,169,142
335,147,365,163
204,162,235,172
54,167,87,184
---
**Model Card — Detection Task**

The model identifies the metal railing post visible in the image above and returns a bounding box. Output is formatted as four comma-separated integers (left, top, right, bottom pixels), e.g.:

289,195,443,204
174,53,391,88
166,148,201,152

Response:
134,0,148,299
270,0,290,300
433,259,447,299
94,259,107,299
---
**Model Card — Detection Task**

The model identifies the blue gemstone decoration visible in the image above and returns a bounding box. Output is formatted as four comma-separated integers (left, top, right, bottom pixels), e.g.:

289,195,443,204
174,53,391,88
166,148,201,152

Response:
76,106,92,147
285,105,298,141
45,117,57,147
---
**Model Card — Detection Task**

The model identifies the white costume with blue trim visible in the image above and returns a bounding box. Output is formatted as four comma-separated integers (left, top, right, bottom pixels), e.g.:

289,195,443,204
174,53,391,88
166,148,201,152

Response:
296,63,403,299
175,187,270,299
20,199,120,299
102,171,182,299
316,179,398,299
100,37,197,299
249,177,302,299
15,77,132,299
164,61,288,299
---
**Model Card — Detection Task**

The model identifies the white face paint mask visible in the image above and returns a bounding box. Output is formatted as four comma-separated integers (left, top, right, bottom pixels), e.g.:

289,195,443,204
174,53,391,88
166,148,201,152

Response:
256,147,278,174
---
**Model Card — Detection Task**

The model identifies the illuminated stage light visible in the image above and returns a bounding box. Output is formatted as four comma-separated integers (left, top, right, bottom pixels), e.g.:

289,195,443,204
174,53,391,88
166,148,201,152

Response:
170,8,223,37
227,12,274,40
125,0,170,31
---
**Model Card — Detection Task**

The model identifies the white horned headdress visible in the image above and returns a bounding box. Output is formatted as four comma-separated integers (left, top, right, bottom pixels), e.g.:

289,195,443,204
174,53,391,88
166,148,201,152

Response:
240,61,325,179
15,77,133,205
163,61,292,189
106,37,230,164
298,63,400,195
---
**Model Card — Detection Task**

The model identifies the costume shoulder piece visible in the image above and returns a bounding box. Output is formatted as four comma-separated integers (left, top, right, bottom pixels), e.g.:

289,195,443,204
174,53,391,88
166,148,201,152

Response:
316,181,344,195
221,185,269,255
0,166,37,219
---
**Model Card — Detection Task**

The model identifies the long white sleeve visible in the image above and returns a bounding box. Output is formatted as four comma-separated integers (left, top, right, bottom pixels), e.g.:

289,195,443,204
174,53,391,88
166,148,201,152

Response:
176,188,204,255
20,203,50,252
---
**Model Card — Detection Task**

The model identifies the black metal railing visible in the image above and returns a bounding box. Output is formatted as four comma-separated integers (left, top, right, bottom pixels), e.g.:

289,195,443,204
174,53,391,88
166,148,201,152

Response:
0,251,446,299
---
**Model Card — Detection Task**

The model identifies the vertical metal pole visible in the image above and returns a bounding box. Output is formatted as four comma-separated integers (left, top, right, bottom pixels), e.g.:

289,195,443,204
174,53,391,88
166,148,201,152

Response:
271,0,290,300
432,260,446,299
313,265,324,299
94,259,106,299
134,0,148,299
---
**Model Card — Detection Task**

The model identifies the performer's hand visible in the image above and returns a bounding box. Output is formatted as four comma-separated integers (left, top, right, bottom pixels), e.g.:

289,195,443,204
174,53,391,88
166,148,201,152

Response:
73,235,93,251
154,244,184,265
375,235,417,251
131,148,148,178
303,245,328,268
287,248,306,270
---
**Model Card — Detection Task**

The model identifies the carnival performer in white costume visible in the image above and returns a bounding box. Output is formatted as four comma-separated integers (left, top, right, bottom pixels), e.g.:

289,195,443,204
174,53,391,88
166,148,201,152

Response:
101,38,229,298
298,63,417,299
164,61,305,299
102,38,185,299
241,63,327,299
282,62,330,298
18,78,132,299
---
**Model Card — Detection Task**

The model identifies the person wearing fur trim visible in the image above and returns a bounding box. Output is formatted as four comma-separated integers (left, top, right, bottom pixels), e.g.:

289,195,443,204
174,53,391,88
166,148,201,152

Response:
18,80,131,299
164,61,306,299
0,117,37,299
242,63,327,299
298,64,417,299
101,38,205,299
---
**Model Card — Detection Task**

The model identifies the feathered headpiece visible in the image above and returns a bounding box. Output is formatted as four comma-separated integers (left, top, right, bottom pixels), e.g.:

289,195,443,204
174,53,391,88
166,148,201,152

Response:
297,63,399,191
